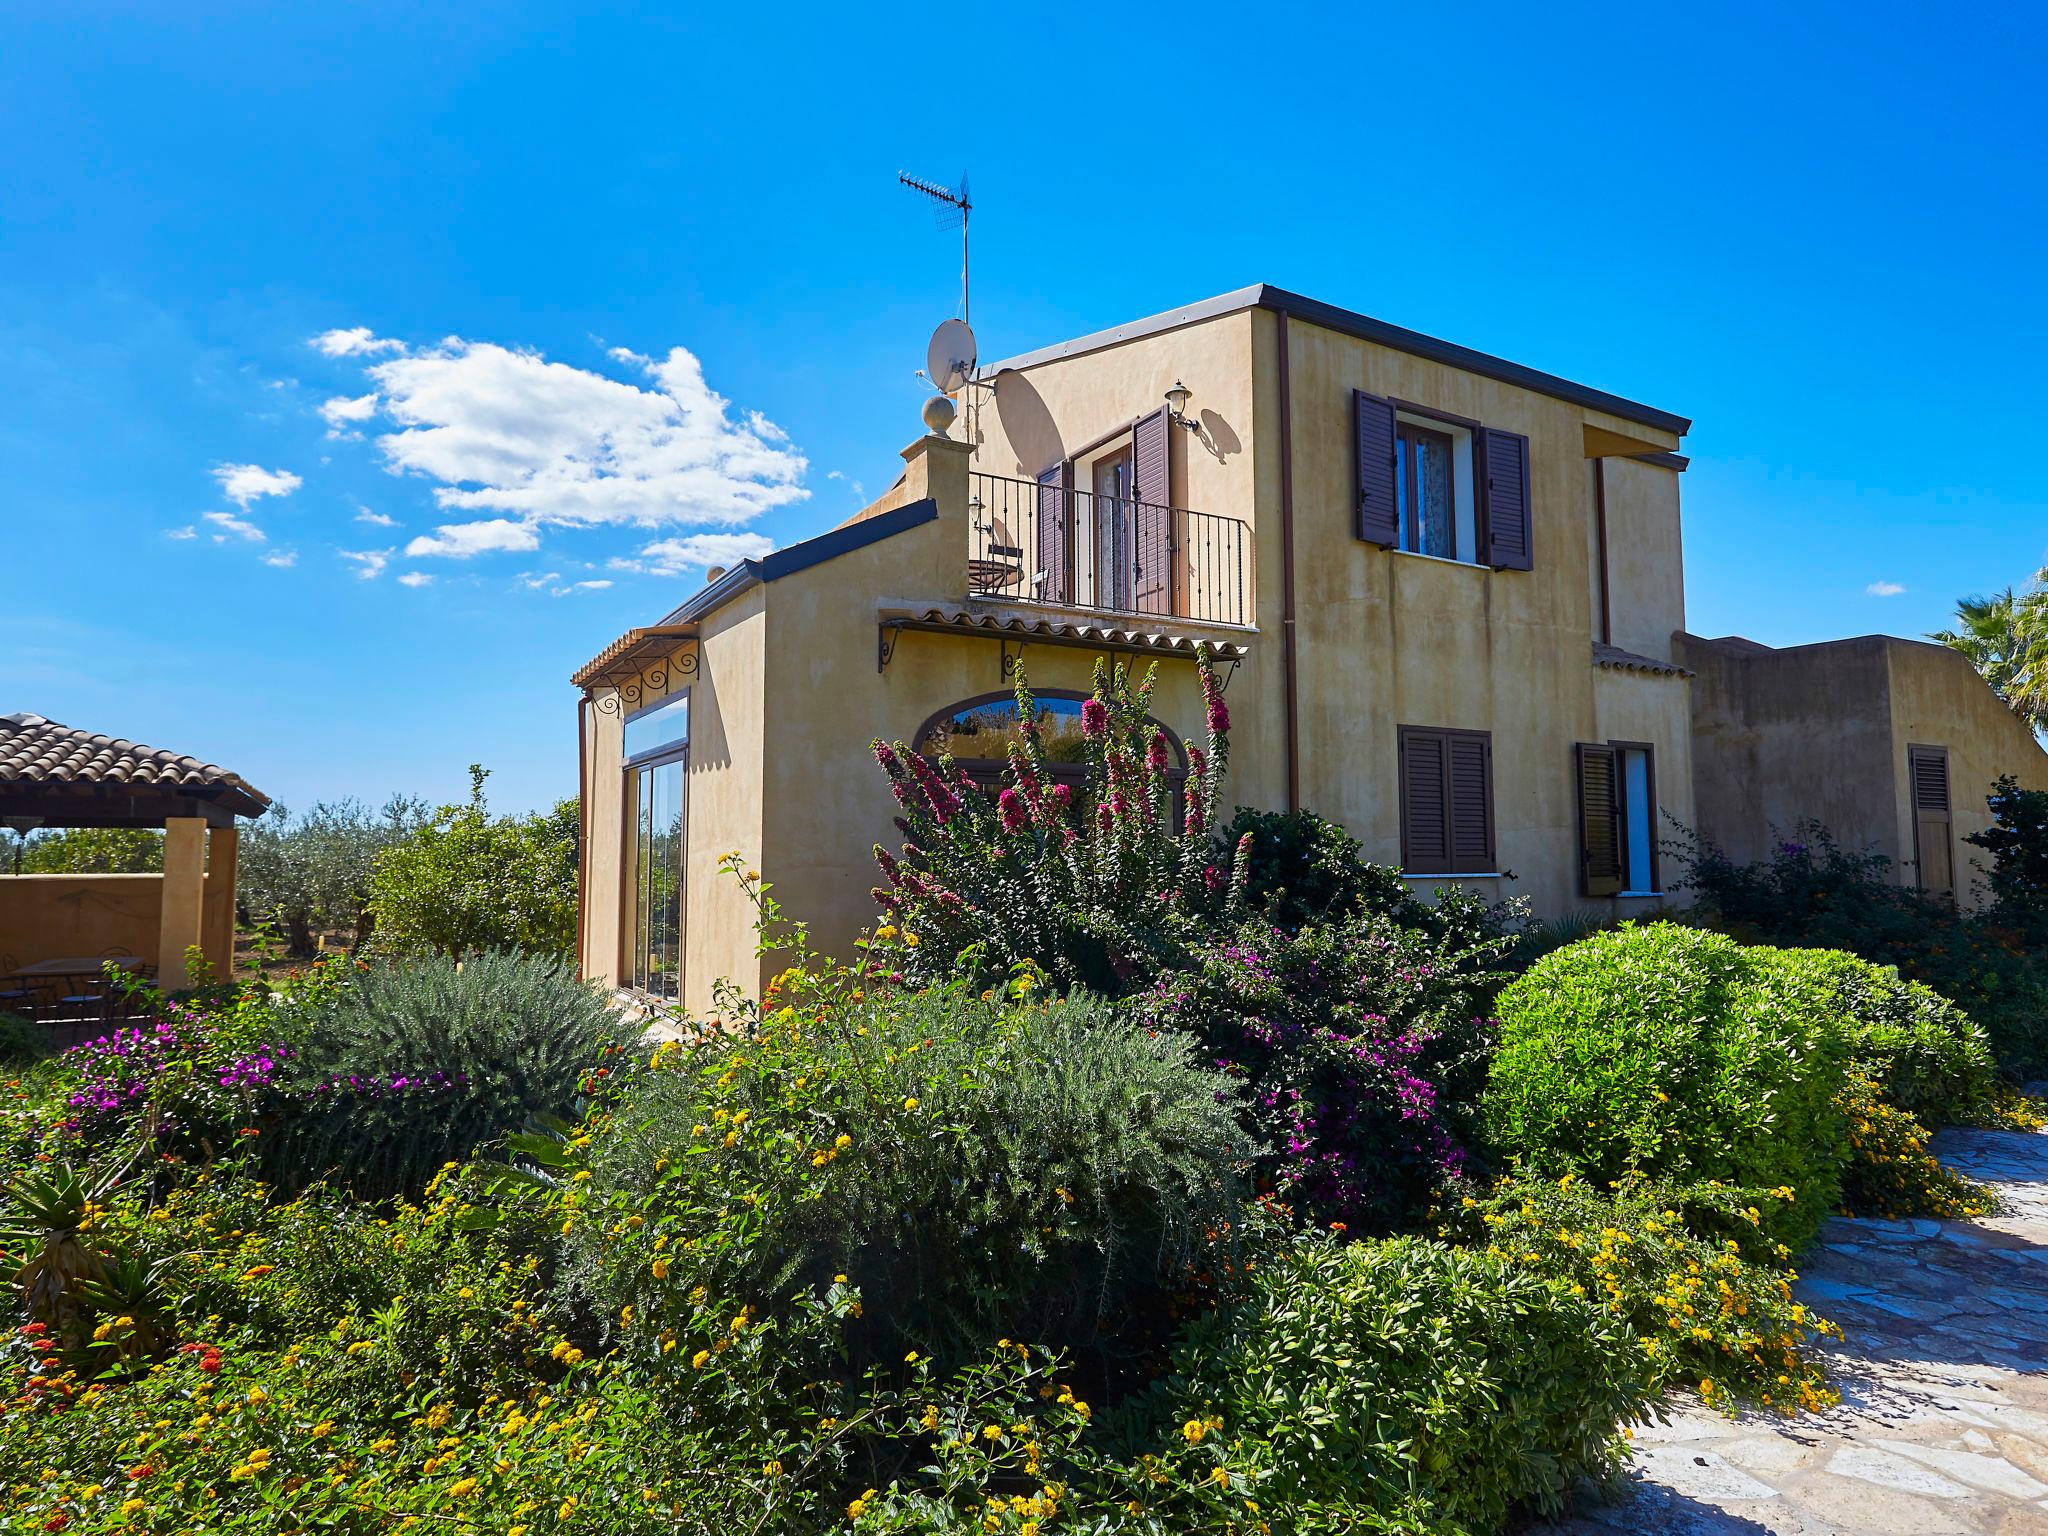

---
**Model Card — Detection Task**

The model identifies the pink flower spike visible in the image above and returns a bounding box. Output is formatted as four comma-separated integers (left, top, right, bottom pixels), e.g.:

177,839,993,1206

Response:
1080,698,1109,737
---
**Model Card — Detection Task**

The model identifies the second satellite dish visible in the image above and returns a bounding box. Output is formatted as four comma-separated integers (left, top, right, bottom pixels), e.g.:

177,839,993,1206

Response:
926,318,977,394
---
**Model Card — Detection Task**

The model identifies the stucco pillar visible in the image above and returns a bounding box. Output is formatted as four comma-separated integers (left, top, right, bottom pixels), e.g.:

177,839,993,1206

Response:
203,824,238,978
157,817,207,991
899,433,972,516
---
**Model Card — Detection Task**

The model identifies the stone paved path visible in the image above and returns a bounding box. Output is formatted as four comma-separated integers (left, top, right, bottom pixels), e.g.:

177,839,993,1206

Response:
1537,1124,2048,1536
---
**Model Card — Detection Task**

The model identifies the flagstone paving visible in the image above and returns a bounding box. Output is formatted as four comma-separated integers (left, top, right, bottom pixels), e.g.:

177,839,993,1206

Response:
1537,1122,2048,1536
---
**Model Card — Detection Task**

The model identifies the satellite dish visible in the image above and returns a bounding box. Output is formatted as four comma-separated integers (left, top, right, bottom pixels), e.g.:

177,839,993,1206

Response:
926,318,977,394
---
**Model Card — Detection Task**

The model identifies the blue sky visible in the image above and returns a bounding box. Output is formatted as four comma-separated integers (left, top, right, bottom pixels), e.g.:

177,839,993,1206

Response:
4,2,2045,814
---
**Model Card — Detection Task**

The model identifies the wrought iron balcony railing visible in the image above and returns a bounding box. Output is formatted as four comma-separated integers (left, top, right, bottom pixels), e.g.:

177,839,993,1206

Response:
966,472,1250,627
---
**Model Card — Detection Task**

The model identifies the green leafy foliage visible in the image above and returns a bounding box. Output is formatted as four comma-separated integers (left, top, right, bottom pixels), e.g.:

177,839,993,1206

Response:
1221,806,1409,933
1442,1174,1839,1415
238,794,429,954
271,948,631,1198
0,1014,48,1067
1673,819,2048,1077
572,980,1249,1364
1483,924,1855,1245
12,826,162,874
365,766,579,959
1968,773,2048,942
1151,1235,1656,1534
871,653,1249,996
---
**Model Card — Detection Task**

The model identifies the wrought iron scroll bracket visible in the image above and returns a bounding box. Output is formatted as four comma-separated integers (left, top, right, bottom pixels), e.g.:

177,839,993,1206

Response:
877,621,903,674
1212,655,1242,693
999,638,1025,684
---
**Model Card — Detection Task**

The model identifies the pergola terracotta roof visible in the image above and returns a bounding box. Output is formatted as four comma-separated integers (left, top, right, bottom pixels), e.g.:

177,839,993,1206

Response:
0,713,271,826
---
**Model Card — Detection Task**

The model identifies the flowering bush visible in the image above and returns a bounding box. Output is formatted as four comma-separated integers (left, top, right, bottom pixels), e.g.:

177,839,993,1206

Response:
1443,1173,1840,1417
1133,907,1515,1233
1151,1234,1656,1533
871,652,1251,994
1837,1074,1997,1221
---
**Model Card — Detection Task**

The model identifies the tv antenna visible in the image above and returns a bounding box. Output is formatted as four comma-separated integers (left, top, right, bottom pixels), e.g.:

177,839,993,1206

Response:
898,169,972,324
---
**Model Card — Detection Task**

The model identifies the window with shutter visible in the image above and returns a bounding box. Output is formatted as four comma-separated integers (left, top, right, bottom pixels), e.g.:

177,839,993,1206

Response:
1355,390,1399,546
1908,744,1954,895
1035,461,1072,606
1480,427,1533,570
1576,743,1623,897
1399,726,1495,876
1130,408,1174,615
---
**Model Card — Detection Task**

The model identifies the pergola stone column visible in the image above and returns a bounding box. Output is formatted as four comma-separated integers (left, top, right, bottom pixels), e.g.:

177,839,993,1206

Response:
156,817,208,990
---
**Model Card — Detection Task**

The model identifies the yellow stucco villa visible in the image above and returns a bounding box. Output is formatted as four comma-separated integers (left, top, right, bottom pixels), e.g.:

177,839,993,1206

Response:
571,284,2048,1011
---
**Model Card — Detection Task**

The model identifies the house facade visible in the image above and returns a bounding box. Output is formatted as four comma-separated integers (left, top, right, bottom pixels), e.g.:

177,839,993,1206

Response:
571,285,2043,1011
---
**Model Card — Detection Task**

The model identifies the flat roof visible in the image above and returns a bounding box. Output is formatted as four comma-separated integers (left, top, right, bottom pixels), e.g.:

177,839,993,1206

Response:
983,283,1690,438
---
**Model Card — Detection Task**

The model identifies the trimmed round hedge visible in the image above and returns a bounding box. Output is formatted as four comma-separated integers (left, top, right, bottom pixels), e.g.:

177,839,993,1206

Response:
1483,924,2000,1248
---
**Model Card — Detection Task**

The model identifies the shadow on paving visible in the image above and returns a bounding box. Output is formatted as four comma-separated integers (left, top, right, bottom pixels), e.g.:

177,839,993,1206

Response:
1532,1124,2048,1536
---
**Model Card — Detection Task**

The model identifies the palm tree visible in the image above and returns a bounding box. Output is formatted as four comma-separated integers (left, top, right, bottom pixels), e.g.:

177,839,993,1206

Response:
1932,576,2048,730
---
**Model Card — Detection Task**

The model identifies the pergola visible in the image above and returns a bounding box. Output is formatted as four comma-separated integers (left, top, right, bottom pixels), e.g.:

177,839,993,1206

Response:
0,713,271,990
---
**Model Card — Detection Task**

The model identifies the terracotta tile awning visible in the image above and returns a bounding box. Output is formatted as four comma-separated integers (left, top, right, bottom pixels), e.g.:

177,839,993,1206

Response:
1592,642,1693,679
879,608,1252,673
0,712,270,824
571,625,699,690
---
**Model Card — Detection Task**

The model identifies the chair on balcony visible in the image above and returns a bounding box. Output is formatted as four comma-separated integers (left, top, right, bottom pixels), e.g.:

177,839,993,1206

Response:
968,516,1025,596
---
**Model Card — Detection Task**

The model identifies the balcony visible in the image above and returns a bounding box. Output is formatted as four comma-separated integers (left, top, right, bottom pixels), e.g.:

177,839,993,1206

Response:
966,472,1251,628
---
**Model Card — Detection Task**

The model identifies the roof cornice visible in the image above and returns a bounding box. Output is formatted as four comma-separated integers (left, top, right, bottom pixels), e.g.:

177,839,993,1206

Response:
983,283,1690,438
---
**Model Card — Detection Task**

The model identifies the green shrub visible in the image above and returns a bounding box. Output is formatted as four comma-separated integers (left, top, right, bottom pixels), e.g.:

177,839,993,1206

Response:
1222,805,1407,932
572,981,1249,1362
1482,924,1854,1245
1674,819,2048,1077
1444,1173,1839,1415
1968,773,2048,942
272,949,630,1198
0,1012,49,1066
1152,1235,1654,1533
1782,948,1998,1127
239,793,430,954
366,766,578,959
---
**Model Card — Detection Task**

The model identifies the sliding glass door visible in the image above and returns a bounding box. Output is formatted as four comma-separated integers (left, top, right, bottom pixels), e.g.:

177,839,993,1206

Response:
625,693,688,1000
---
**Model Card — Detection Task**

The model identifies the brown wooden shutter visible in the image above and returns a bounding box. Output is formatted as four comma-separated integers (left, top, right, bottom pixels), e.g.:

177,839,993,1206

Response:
1909,745,1954,895
1576,742,1623,896
1035,460,1072,606
1355,389,1399,546
1399,729,1449,872
1131,408,1174,615
1448,733,1495,873
1480,427,1533,570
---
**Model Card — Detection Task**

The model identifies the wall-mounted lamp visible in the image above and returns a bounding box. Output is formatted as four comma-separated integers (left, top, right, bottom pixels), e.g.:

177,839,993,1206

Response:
1165,380,1199,431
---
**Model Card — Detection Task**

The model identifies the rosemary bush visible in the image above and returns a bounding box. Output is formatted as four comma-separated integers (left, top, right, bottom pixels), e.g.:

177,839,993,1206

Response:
272,949,632,1198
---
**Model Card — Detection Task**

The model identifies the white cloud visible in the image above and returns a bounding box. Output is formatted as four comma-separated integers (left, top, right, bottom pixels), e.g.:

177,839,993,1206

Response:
212,462,302,509
397,571,435,588
638,531,775,577
311,327,405,358
405,518,541,559
519,571,563,590
350,336,805,537
203,510,266,543
165,525,197,541
825,469,843,480
560,578,612,594
340,549,393,580
1867,580,1906,597
261,549,299,569
319,393,379,436
354,506,399,527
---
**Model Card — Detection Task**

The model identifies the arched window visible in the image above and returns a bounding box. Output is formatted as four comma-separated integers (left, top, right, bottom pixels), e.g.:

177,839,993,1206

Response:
913,691,1189,817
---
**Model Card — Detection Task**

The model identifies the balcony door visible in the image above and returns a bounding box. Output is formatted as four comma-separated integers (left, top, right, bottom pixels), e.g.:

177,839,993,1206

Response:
1091,447,1136,613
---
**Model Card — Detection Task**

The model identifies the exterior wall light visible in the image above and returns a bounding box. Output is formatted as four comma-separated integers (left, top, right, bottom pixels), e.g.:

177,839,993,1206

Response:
1165,380,1197,430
